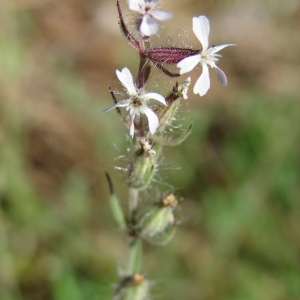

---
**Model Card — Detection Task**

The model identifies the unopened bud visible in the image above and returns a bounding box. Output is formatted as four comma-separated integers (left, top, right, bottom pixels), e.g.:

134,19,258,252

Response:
127,140,160,189
155,78,191,131
140,193,178,238
115,273,149,300
155,97,181,131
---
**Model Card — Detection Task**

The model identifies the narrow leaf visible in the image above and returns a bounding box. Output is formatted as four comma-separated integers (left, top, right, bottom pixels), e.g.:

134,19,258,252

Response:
105,172,126,229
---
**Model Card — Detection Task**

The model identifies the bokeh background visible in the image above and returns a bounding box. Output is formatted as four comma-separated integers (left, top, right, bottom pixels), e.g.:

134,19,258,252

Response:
1,0,300,299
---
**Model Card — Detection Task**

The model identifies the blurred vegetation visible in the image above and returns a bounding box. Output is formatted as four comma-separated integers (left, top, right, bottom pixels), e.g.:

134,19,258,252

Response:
0,0,300,299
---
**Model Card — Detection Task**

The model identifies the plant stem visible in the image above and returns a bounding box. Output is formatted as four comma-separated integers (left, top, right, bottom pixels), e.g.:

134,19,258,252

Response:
128,187,139,218
126,238,142,274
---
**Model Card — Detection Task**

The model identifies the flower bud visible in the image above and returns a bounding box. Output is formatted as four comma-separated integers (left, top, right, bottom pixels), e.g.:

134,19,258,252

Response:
127,139,158,190
155,78,191,132
155,97,181,132
115,273,149,300
140,193,178,238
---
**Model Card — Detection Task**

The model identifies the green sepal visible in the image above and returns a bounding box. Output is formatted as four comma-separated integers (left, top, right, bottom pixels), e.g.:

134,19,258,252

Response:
150,225,177,246
151,124,192,146
127,145,157,190
140,206,172,238
156,98,181,132
121,279,149,300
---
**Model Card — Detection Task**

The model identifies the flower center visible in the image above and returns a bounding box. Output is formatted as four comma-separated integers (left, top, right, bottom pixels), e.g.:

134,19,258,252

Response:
132,97,143,107
201,50,216,64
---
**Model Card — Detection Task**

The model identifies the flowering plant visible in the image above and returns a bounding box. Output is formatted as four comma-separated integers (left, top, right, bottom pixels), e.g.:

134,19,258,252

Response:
104,1,234,299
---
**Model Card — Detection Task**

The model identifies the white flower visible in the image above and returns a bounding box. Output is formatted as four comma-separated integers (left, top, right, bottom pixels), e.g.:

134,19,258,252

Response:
177,15,235,96
128,0,172,36
103,67,166,138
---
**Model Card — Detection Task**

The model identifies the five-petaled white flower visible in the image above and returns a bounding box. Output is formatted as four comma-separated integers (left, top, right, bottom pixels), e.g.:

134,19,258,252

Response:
103,67,166,138
177,15,235,96
128,0,172,36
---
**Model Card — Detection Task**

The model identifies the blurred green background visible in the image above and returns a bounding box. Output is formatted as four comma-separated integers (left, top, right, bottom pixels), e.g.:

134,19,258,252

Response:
1,0,300,299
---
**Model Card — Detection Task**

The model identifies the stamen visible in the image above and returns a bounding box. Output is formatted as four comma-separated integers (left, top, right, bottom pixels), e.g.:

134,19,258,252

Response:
132,97,143,106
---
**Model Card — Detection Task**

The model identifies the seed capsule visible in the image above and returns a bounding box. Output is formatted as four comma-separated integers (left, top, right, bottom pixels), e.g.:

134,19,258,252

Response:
127,140,158,190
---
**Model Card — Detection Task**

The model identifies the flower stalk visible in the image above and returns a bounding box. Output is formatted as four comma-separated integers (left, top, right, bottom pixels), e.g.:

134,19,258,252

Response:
104,1,235,299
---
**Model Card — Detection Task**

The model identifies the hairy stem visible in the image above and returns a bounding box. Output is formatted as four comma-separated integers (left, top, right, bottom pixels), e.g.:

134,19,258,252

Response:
127,239,142,274
136,56,151,89
128,187,139,218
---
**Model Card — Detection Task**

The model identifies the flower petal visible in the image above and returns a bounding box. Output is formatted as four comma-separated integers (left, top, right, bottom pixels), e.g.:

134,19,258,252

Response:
193,16,210,51
193,62,210,96
141,92,166,106
130,119,135,138
103,99,130,113
141,14,158,36
177,54,201,75
215,66,228,86
128,0,141,12
140,106,159,134
151,10,173,21
209,44,236,54
151,0,160,6
116,68,136,96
